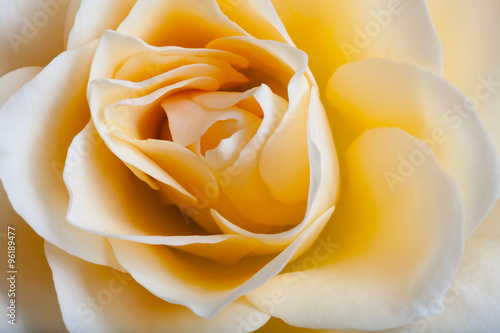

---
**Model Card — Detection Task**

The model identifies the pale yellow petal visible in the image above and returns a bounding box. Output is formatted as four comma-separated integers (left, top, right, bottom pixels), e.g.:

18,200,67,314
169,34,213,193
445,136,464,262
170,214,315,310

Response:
216,0,293,44
0,40,120,269
109,207,333,319
45,242,270,333
66,0,136,49
0,0,71,75
247,128,464,330
117,0,247,47
271,0,443,89
0,181,65,332
328,58,500,238
0,66,42,108
426,0,500,154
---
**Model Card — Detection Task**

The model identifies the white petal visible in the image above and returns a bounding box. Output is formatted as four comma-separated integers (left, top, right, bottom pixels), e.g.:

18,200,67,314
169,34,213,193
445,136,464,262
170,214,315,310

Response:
66,0,136,49
45,242,270,333
0,66,42,108
426,0,500,154
0,181,65,332
0,0,71,75
0,41,120,269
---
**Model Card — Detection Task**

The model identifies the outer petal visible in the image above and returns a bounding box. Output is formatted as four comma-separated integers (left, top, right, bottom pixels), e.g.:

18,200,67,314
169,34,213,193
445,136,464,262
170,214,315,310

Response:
327,59,500,238
407,233,500,332
270,0,443,88
247,128,465,330
0,181,65,332
45,242,270,333
255,317,333,332
216,0,293,44
0,41,120,269
315,202,500,333
0,66,42,107
117,0,247,47
426,0,500,153
0,0,71,75
108,206,333,319
65,0,136,50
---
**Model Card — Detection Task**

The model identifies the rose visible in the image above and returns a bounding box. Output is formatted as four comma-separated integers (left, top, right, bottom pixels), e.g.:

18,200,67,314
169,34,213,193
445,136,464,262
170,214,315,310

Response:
0,1,499,333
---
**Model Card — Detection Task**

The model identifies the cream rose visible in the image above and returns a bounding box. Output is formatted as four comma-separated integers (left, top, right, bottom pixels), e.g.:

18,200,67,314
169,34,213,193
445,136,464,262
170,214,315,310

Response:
0,0,499,332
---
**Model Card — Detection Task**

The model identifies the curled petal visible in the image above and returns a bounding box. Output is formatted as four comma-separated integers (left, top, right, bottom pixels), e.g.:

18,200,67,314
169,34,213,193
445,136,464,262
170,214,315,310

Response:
270,0,443,88
427,0,500,154
247,128,464,331
45,242,270,333
0,41,120,269
328,58,500,237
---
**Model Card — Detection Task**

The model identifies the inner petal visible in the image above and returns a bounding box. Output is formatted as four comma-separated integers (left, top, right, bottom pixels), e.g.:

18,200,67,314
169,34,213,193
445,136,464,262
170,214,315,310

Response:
162,92,261,148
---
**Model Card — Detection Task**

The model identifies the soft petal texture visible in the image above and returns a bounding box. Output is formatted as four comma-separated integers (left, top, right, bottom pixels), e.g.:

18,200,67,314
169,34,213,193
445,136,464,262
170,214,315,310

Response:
211,87,338,258
0,41,120,269
109,206,333,319
406,234,500,332
302,202,500,333
64,122,262,265
270,0,443,89
66,0,136,49
256,317,332,332
0,65,42,107
117,0,247,47
45,242,270,333
426,0,500,153
0,181,65,332
247,128,465,330
327,58,500,238
475,201,500,238
0,0,71,75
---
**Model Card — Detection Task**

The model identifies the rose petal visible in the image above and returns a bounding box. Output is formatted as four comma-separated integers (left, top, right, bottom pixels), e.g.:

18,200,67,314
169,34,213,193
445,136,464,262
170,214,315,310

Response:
45,241,270,333
0,40,120,269
66,0,136,49
0,181,65,332
117,0,247,47
109,206,333,319
163,93,260,148
64,122,204,239
0,0,71,75
327,58,500,238
426,0,500,154
406,233,500,332
216,0,293,44
255,317,334,332
474,201,500,239
64,121,266,264
270,0,443,89
211,87,338,259
246,127,465,331
0,66,42,108
338,202,500,333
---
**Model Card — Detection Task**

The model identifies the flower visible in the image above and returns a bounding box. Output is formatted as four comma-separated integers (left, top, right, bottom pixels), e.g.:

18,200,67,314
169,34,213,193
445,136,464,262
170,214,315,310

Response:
0,0,499,332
